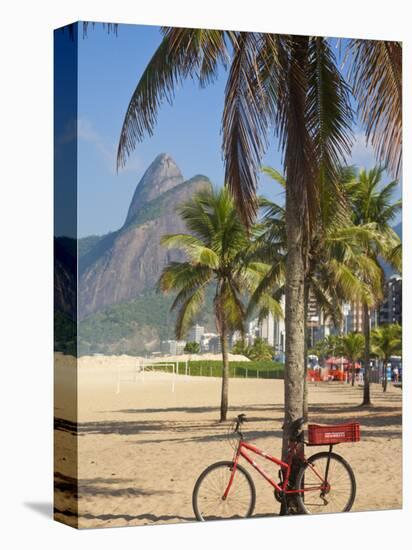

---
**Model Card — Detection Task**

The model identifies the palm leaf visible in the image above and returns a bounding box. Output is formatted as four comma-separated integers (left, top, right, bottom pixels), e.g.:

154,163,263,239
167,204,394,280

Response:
307,37,353,183
222,32,281,226
158,262,212,294
347,40,402,178
161,234,219,267
117,28,229,169
306,37,353,230
174,286,207,339
274,35,318,238
261,166,286,187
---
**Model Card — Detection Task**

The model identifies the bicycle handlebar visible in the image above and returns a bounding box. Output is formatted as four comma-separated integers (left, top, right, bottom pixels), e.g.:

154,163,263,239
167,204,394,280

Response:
235,414,247,434
235,414,246,437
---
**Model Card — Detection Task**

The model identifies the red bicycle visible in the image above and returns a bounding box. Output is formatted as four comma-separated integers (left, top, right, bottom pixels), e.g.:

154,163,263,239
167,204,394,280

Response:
192,414,359,520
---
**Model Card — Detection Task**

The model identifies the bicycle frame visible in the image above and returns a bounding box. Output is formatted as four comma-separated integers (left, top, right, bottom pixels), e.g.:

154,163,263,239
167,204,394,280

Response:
223,439,327,500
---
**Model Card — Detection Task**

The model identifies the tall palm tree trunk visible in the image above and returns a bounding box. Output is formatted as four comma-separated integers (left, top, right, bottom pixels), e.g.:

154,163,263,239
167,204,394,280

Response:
220,324,230,422
303,279,309,418
362,304,372,405
351,362,355,386
280,180,306,515
280,36,309,516
283,201,305,453
281,35,308,458
382,358,388,393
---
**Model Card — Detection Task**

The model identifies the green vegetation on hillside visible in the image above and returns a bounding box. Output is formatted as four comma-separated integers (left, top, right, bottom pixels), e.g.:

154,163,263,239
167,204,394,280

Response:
78,235,103,258
54,311,76,355
77,287,216,356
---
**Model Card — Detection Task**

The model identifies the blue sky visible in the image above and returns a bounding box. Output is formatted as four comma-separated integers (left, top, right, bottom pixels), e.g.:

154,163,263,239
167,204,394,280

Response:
76,24,400,237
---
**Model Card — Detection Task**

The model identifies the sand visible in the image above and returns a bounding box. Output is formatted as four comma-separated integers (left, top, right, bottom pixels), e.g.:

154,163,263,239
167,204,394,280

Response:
54,359,402,528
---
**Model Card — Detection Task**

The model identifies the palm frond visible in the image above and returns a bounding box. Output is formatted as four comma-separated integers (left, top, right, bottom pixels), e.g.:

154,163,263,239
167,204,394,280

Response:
328,258,373,305
214,280,245,333
386,243,402,274
305,37,354,232
307,37,354,187
261,166,286,187
175,286,207,339
309,277,343,326
222,33,281,226
371,323,402,359
247,260,285,317
117,28,229,169
158,262,212,294
275,35,318,237
347,40,402,178
160,234,219,268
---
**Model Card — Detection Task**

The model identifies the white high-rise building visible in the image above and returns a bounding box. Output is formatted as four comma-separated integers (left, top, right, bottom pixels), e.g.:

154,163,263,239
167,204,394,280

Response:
160,340,186,355
246,318,260,346
200,332,218,352
260,313,275,346
257,295,286,359
188,324,205,343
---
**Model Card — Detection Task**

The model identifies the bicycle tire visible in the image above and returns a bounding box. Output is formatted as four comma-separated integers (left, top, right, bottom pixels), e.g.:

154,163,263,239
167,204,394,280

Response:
192,461,256,521
295,451,356,514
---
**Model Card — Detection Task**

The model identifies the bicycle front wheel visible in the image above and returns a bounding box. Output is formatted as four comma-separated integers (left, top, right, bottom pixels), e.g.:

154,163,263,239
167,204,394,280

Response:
295,452,356,514
192,461,256,521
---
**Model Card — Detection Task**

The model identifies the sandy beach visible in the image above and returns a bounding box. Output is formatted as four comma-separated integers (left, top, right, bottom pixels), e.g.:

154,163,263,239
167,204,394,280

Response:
54,357,402,528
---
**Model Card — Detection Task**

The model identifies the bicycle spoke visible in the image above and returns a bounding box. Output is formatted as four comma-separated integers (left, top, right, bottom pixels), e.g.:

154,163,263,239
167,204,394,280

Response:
194,463,254,520
297,455,355,514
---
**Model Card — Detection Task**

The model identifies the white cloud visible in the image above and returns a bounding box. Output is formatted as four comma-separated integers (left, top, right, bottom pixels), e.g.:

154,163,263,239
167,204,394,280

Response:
77,117,142,174
347,132,378,169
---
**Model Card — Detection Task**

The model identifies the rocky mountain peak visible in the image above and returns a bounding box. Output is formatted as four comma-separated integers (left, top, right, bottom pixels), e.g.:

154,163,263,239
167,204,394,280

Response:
124,153,184,226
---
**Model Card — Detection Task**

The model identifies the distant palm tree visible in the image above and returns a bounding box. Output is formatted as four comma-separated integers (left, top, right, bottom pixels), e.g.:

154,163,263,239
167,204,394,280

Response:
371,324,402,392
310,335,343,364
159,187,280,421
251,166,382,411
340,333,365,386
247,337,274,361
255,166,384,320
345,167,401,404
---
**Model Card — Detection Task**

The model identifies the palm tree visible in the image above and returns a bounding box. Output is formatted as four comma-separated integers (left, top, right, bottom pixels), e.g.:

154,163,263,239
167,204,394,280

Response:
116,29,402,477
371,324,402,392
247,337,274,361
310,335,343,364
340,332,365,386
251,166,383,412
158,186,280,421
345,167,401,404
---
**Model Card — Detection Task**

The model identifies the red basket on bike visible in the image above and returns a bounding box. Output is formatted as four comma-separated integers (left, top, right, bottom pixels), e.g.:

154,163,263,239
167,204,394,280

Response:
307,422,360,445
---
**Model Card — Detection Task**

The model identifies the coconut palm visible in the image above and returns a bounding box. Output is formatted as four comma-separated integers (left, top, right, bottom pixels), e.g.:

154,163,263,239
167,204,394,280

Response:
371,324,402,392
250,165,383,413
255,166,384,320
116,29,402,480
310,335,343,364
340,332,365,386
247,337,274,361
344,167,401,405
158,186,280,421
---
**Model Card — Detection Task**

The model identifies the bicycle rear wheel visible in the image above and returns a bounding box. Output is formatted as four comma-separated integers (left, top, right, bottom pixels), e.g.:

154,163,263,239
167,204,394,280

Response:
295,452,356,514
192,461,256,521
